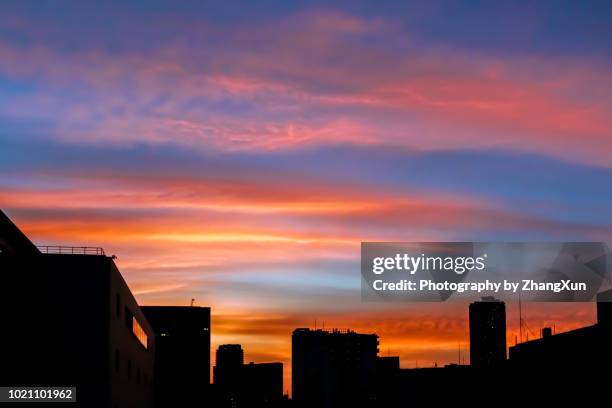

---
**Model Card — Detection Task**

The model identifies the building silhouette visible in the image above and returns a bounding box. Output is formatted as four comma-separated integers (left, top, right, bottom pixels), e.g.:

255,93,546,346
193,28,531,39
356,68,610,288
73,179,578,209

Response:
596,288,612,326
5,206,612,406
214,344,283,407
469,296,506,368
214,343,244,404
509,288,612,369
0,210,155,408
242,362,284,407
0,209,39,254
214,344,245,381
501,289,612,403
141,306,211,408
292,328,378,408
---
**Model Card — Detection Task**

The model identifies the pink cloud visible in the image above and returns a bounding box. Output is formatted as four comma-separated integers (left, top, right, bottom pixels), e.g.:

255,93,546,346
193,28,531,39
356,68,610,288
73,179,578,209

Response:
1,10,610,165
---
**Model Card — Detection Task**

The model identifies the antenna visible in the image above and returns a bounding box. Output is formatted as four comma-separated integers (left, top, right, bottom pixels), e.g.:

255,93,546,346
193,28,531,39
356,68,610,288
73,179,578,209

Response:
517,296,536,342
458,343,461,365
518,292,523,343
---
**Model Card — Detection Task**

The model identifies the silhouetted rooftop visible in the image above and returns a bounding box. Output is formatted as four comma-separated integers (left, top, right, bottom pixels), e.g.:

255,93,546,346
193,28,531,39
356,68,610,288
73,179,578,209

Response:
0,210,105,257
0,210,40,255
293,327,376,336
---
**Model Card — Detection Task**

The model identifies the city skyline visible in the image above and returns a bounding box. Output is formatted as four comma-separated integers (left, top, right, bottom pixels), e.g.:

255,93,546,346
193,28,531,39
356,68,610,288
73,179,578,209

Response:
2,0,612,392
2,207,611,406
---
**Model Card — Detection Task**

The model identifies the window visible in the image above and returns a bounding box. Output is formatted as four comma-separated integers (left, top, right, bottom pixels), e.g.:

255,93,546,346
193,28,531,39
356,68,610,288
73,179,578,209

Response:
132,317,148,349
124,307,148,349
124,307,133,328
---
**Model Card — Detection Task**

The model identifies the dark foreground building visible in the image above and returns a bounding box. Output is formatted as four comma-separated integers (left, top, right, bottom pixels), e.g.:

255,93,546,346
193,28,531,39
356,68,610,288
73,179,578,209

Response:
503,290,612,402
0,210,155,408
469,296,506,368
292,328,378,408
509,289,612,369
141,306,211,408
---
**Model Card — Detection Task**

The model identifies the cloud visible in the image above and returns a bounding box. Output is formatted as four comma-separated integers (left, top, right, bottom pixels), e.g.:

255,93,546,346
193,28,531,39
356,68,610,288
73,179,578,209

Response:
0,9,610,164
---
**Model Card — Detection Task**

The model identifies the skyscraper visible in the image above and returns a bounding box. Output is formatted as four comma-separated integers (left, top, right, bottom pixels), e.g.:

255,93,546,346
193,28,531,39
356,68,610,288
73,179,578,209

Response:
292,328,378,408
469,296,507,368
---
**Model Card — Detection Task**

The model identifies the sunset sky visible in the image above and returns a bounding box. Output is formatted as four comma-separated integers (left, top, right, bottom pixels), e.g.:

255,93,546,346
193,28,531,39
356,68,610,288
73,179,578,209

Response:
1,1,612,391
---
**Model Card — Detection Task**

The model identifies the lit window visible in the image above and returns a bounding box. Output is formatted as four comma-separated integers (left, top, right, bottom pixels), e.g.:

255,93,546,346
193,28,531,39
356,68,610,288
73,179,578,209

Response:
132,317,148,349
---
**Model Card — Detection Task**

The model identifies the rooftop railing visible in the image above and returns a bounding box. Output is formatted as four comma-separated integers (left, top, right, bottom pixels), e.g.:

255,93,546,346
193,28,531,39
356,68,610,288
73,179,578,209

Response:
37,245,106,256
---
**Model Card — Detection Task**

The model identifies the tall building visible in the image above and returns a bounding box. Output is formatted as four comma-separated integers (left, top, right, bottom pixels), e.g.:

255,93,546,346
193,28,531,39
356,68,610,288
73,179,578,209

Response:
292,328,379,408
469,296,506,368
213,344,244,406
214,343,244,387
141,306,211,408
0,210,155,408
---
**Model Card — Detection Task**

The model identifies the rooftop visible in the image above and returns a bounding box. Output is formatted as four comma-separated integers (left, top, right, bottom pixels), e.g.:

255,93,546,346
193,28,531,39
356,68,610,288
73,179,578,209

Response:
37,245,106,256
